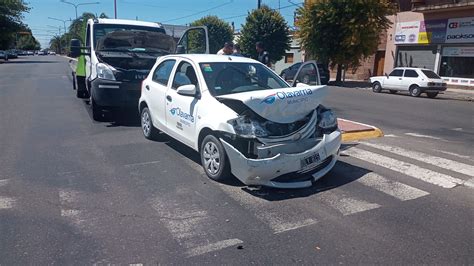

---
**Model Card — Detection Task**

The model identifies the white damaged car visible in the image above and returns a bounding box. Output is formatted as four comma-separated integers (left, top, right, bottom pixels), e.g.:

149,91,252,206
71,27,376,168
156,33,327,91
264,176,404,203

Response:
139,55,341,188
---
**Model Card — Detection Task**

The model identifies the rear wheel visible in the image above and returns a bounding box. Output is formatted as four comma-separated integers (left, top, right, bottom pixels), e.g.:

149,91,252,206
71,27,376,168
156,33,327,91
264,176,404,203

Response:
409,85,422,97
372,82,382,93
200,135,231,182
426,92,439,98
141,107,159,140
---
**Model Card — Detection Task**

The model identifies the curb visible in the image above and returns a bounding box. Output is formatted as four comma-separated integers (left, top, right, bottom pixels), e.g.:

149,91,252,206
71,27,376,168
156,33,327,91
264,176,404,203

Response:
338,118,384,142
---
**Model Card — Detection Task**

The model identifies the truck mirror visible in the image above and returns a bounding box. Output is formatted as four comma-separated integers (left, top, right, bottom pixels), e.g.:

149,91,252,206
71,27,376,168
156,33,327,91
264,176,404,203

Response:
176,45,185,54
70,39,81,58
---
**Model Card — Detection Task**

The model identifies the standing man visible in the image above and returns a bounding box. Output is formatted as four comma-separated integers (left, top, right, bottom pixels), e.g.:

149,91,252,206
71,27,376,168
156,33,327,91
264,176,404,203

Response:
256,41,270,67
232,43,243,57
217,42,234,55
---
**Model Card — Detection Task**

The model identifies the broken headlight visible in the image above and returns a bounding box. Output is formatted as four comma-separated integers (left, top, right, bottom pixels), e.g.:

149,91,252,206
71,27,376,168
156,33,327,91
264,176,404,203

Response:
318,109,338,134
96,63,116,81
227,116,268,138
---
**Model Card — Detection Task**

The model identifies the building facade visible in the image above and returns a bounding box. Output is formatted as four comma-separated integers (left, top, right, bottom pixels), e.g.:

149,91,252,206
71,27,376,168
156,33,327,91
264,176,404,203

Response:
384,0,474,87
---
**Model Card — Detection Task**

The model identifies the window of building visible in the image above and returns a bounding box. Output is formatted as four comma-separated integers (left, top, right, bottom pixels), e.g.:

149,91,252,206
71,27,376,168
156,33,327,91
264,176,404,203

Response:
439,47,474,79
396,46,437,70
404,69,419,78
285,53,294,64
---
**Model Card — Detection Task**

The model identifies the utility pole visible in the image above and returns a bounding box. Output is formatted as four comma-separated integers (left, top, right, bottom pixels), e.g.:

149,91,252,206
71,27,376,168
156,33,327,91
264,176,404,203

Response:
48,17,69,34
258,0,261,9
114,0,117,19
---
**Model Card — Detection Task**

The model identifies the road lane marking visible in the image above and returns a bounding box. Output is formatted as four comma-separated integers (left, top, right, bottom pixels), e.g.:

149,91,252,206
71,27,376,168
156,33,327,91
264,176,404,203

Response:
0,196,15,209
0,179,9,187
124,160,161,167
185,239,243,257
438,150,472,161
357,172,429,201
218,185,317,234
318,191,381,216
362,142,474,177
404,133,442,140
344,148,468,189
151,196,242,257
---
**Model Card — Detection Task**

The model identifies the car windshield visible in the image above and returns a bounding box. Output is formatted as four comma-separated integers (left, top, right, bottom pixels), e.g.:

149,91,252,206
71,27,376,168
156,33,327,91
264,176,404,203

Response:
422,70,441,79
199,62,289,96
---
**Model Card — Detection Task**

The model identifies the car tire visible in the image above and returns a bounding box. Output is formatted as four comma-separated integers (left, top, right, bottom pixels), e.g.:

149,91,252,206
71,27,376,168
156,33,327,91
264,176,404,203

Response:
426,92,439,98
141,107,159,140
372,82,382,93
91,96,103,121
409,85,422,97
200,135,231,182
281,72,287,81
389,90,397,94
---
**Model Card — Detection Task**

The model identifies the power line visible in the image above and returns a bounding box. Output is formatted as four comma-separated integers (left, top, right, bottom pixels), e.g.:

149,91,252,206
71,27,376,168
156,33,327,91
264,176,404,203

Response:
162,0,234,23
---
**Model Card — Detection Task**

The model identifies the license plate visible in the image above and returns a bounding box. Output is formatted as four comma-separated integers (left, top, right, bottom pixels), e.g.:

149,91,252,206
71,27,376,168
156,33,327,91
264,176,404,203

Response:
301,152,321,169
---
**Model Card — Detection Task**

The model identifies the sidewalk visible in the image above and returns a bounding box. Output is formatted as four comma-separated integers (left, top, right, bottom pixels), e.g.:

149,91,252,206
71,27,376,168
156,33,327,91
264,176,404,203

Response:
328,80,474,101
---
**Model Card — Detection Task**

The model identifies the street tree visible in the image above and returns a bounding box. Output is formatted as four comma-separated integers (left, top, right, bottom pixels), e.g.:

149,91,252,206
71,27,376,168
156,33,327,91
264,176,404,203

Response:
17,33,40,50
296,0,394,82
239,5,290,63
190,16,233,54
0,0,30,49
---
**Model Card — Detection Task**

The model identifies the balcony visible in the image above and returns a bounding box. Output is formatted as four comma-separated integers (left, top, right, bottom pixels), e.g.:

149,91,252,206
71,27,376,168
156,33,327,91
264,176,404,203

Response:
411,0,474,12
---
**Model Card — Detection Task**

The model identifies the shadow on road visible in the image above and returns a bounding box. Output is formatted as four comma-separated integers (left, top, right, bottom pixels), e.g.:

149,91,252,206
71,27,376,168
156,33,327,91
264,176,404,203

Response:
3,60,60,64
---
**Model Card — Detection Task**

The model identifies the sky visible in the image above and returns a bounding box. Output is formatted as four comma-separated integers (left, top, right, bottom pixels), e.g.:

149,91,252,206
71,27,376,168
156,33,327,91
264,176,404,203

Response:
23,0,303,49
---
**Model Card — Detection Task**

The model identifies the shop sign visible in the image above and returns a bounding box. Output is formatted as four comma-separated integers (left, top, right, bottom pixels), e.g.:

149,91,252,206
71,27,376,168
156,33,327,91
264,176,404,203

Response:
395,21,420,44
419,19,447,44
445,17,474,43
442,47,474,57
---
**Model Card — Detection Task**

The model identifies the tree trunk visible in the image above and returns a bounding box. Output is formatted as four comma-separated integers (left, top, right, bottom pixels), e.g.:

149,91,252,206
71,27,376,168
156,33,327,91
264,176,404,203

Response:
335,64,343,83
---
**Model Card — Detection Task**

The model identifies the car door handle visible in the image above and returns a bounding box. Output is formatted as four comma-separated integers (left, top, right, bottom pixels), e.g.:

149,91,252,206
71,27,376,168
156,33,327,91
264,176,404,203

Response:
145,85,150,90
166,95,172,102
399,78,402,80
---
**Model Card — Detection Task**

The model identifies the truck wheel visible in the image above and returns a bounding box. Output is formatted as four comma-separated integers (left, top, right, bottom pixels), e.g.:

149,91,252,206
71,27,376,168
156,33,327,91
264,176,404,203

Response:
372,82,382,93
91,96,103,121
409,85,421,97
200,135,231,182
141,107,159,140
426,92,439,98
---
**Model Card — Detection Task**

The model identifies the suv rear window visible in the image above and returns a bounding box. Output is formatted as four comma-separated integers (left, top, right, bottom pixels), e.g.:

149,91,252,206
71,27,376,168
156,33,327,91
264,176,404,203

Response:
422,70,441,79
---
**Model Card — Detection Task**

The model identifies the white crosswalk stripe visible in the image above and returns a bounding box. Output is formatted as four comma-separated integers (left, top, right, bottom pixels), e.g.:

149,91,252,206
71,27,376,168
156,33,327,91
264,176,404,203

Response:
218,185,317,234
150,194,243,257
0,179,15,209
362,142,474,178
344,147,467,189
317,190,381,216
356,172,429,201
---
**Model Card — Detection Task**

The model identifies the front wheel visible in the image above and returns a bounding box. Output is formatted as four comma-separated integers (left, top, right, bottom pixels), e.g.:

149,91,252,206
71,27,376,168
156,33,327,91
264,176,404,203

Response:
91,96,103,121
200,135,231,182
426,92,439,98
409,85,422,97
372,82,382,93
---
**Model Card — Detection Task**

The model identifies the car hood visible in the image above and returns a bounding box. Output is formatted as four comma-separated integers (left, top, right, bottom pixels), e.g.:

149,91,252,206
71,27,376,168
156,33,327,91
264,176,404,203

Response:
216,85,328,123
96,30,175,53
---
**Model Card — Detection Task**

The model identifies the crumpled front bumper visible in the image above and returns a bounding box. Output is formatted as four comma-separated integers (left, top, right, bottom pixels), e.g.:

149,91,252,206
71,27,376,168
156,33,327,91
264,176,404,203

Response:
221,130,341,189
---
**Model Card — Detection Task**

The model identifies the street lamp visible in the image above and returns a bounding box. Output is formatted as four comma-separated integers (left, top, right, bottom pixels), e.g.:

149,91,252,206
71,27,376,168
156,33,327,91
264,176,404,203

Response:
48,17,70,33
60,0,100,19
47,25,62,35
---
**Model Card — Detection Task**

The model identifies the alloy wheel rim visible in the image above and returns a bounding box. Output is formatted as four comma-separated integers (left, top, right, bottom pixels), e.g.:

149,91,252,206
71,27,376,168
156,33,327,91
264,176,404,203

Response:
203,142,220,175
142,111,150,136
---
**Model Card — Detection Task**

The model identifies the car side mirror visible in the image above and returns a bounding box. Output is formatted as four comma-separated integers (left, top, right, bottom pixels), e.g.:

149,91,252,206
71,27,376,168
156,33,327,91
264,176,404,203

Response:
176,45,185,54
385,73,389,78
69,39,81,58
177,84,197,97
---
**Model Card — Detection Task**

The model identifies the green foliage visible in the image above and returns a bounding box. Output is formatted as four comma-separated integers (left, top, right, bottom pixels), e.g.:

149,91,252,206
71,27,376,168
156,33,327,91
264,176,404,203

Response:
190,15,233,54
296,0,394,80
0,0,30,49
17,33,40,50
239,5,290,63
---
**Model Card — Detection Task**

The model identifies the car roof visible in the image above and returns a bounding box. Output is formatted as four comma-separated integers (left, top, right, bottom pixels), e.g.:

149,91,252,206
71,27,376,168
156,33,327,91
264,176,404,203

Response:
94,18,163,28
394,67,432,71
162,54,261,64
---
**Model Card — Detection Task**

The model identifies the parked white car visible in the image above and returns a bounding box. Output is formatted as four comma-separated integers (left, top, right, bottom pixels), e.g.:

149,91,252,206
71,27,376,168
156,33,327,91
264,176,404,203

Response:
139,55,341,188
370,67,447,98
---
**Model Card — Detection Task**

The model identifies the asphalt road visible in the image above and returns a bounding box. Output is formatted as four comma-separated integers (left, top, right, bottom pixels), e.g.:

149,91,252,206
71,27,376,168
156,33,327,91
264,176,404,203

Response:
1,56,473,264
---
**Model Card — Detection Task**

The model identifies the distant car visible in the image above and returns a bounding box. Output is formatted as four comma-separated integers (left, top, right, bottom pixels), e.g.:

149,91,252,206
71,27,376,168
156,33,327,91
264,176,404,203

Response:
26,51,34,56
370,67,447,98
0,50,8,62
48,51,56,55
6,50,18,59
37,50,46,55
281,62,330,85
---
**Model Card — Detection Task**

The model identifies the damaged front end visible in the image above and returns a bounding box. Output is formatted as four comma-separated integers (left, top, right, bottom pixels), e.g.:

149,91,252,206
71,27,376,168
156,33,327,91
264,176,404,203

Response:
218,97,341,189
